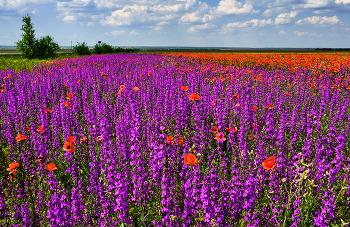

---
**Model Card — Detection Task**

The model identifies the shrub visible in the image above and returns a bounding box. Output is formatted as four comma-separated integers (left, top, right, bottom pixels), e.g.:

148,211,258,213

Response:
35,35,60,59
93,43,114,54
73,42,91,55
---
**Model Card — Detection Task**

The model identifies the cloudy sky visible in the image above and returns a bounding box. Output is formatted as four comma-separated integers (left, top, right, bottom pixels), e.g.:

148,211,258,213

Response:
0,0,350,48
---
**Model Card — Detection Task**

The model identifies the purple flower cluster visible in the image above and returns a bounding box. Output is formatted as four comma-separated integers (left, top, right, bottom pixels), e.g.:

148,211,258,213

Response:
0,53,349,226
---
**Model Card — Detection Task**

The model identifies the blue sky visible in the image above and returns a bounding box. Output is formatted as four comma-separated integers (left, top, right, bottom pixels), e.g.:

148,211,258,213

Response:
0,0,350,48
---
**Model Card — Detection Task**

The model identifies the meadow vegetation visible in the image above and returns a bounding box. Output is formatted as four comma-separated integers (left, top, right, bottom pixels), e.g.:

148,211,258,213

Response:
0,52,349,226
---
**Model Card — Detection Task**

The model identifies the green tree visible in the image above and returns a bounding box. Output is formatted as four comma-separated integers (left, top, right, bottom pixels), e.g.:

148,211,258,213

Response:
15,15,60,59
15,14,36,59
73,42,91,55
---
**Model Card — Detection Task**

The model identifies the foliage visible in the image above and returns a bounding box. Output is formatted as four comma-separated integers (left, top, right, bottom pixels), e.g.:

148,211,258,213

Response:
73,42,91,56
15,14,60,59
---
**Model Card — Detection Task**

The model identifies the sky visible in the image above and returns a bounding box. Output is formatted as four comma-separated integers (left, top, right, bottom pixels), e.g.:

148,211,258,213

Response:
0,0,350,48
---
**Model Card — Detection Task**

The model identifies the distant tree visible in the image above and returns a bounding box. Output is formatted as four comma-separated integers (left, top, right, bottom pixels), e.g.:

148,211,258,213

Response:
15,14,60,59
73,42,91,55
93,42,114,54
15,14,36,59
35,36,60,59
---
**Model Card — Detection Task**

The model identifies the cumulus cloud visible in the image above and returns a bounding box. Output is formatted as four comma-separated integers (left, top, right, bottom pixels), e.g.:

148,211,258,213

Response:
279,30,287,34
275,11,298,24
214,0,259,15
129,30,139,35
225,19,273,28
63,15,77,22
296,15,339,25
294,30,322,36
303,0,332,8
335,0,350,3
0,0,52,11
187,23,217,32
111,30,125,36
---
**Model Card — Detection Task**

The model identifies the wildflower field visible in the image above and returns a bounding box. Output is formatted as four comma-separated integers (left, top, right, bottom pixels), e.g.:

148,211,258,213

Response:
0,52,350,227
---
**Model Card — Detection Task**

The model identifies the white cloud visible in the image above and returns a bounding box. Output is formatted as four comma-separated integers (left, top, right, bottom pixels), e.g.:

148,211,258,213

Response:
63,15,77,22
294,30,322,37
111,30,125,36
0,0,52,11
87,22,95,26
225,19,273,28
179,12,202,23
187,23,217,32
304,0,332,8
157,21,169,26
335,0,350,3
296,15,339,25
215,0,259,15
129,30,139,35
279,30,287,34
262,6,284,17
275,11,298,24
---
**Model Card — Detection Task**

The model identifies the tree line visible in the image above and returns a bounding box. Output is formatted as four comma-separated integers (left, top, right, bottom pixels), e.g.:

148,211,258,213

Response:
15,15,139,59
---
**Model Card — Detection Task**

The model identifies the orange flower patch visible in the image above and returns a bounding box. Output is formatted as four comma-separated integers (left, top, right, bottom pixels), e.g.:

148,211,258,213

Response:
262,156,276,170
37,125,44,134
189,93,200,101
184,154,200,165
165,136,174,144
181,86,188,91
46,163,58,171
16,134,28,142
134,87,139,91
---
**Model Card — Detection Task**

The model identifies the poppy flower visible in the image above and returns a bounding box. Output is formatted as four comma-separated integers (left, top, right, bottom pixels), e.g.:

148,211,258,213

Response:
141,74,144,78
215,132,226,143
6,162,19,172
165,136,174,144
97,136,102,142
37,125,44,134
63,83,67,86
184,154,200,165
177,137,184,146
252,106,258,111
0,89,4,93
310,85,316,89
46,163,58,171
77,79,81,83
226,127,237,133
235,103,241,108
64,100,70,107
211,101,216,107
119,85,125,90
262,156,276,170
15,134,28,142
148,72,152,77
63,136,75,153
80,136,87,142
265,103,273,109
233,94,239,100
134,87,139,92
37,156,46,165
285,92,290,96
26,127,30,131
67,93,73,100
1,84,5,88
211,126,218,133
189,93,200,101
287,83,291,88
181,86,188,91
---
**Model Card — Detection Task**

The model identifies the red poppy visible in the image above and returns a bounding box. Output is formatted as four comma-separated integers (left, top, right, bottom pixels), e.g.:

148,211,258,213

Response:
285,92,290,96
226,127,237,133
7,162,19,181
46,163,58,171
177,137,184,146
211,126,218,133
189,93,200,101
97,136,102,142
67,93,73,100
26,127,30,131
141,74,145,78
233,94,239,100
181,86,188,91
215,132,226,142
211,101,216,107
134,87,139,91
262,156,276,170
310,85,316,89
287,83,291,88
80,136,87,142
63,136,75,153
15,134,28,142
119,85,125,90
148,72,152,77
63,83,67,86
235,103,241,108
77,79,81,83
64,100,70,107
0,89,4,93
184,154,200,165
252,106,258,111
37,125,44,134
165,136,174,144
265,103,273,109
